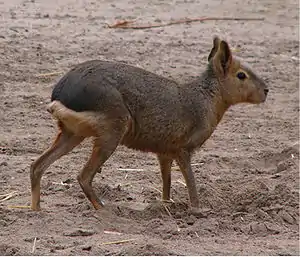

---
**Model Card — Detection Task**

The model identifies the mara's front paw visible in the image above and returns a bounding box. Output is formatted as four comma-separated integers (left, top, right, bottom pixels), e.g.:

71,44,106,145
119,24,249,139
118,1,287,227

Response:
188,206,211,218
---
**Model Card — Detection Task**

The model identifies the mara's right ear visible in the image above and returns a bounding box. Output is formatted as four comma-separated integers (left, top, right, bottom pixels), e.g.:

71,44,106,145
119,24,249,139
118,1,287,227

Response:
208,37,221,62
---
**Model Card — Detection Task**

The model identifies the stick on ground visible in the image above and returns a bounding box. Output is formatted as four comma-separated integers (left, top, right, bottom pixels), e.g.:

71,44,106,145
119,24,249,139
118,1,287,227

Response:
7,205,31,209
36,71,63,77
108,16,265,29
0,191,18,202
100,239,135,246
31,237,37,254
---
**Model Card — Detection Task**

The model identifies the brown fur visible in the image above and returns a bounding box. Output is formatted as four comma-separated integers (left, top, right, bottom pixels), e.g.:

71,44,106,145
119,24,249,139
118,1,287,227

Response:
30,37,268,211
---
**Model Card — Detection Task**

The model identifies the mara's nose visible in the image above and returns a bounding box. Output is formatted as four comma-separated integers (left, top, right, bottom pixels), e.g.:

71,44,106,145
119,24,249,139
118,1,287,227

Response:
264,88,269,95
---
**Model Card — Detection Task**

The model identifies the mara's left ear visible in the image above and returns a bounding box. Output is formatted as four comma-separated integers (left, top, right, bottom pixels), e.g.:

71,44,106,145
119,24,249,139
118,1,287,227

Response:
208,36,221,62
214,40,233,76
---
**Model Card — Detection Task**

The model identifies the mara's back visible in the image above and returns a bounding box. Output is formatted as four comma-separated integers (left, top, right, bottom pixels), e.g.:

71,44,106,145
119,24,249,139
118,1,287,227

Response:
51,60,180,114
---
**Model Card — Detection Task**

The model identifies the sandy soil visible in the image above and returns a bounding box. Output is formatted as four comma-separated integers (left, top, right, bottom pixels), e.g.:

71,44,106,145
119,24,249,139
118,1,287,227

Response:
0,0,299,255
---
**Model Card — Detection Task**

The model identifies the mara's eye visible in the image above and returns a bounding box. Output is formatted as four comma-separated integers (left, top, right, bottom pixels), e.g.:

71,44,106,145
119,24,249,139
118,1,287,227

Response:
237,71,247,80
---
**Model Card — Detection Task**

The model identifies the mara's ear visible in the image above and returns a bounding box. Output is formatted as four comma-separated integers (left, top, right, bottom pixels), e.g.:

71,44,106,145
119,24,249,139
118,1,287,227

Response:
214,40,232,76
208,36,221,62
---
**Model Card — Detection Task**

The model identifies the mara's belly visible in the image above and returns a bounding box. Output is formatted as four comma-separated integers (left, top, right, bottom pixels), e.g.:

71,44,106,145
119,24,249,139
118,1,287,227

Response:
120,120,188,154
120,118,214,154
121,135,181,154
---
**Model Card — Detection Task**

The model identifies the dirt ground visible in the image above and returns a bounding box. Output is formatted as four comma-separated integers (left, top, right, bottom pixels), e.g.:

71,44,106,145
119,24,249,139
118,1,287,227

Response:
0,0,299,255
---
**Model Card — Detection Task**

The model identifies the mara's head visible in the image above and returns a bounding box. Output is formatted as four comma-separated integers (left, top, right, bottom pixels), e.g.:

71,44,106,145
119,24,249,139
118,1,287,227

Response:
208,36,268,105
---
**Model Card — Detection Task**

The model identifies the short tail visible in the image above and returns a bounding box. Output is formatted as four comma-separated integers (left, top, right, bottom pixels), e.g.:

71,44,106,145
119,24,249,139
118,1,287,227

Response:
47,101,100,137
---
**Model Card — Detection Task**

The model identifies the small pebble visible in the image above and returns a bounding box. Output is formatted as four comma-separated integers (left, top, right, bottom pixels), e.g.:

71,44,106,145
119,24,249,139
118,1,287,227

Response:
162,234,172,240
82,245,92,251
276,161,287,172
249,222,267,234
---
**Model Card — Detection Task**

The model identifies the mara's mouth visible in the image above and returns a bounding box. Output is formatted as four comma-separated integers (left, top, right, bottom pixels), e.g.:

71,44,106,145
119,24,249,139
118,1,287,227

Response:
261,96,267,103
258,93,267,103
248,92,267,104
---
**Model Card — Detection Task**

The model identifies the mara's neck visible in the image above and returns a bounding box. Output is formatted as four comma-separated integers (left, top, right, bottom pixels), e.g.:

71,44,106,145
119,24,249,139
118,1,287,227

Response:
183,65,231,126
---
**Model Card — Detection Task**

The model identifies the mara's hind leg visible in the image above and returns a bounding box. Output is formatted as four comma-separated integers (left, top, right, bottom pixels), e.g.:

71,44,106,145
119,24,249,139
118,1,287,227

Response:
47,95,130,209
77,118,128,210
30,127,84,210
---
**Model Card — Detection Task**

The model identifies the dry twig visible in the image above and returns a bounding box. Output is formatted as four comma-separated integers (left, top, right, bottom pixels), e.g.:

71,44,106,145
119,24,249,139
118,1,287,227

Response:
36,71,63,77
100,239,135,246
7,205,31,209
163,204,181,232
103,230,123,236
118,168,144,172
31,237,37,254
163,204,172,217
191,163,204,167
108,17,264,29
108,20,136,28
0,191,18,202
176,180,187,187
